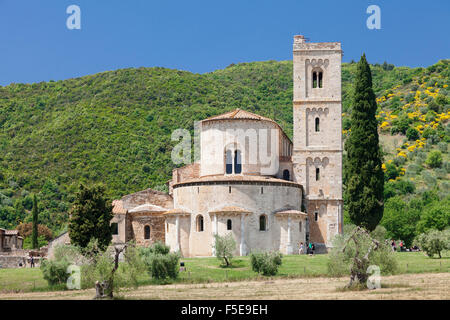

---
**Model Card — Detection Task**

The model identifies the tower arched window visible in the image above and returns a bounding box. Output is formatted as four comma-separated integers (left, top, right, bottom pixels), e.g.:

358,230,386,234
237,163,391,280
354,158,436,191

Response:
316,167,320,181
283,169,290,181
196,215,204,232
259,215,267,231
315,117,320,132
312,69,324,88
144,225,150,240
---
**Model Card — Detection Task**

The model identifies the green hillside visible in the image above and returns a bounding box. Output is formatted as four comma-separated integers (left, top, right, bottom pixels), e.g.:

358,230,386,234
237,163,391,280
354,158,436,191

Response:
0,59,449,240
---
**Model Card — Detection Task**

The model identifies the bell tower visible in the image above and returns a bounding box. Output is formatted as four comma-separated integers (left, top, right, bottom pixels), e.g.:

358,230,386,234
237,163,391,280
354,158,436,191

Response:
292,35,343,251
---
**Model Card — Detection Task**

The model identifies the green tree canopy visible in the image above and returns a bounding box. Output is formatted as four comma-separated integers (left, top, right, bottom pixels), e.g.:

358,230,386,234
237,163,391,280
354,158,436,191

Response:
68,184,113,250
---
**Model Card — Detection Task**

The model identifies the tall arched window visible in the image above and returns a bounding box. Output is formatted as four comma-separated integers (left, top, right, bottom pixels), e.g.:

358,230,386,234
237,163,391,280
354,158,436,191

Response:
314,211,319,222
259,215,267,231
283,169,290,181
225,150,233,174
144,225,150,240
315,117,320,132
316,167,320,181
196,215,204,232
234,150,242,174
299,221,302,232
227,219,232,230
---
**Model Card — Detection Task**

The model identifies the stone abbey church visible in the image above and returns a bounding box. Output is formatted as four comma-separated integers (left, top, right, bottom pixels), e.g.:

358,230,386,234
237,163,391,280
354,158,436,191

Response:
111,36,343,256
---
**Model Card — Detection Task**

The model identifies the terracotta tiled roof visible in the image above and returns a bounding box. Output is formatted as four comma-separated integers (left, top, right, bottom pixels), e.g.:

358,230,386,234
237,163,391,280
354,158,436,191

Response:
201,108,292,144
128,203,168,214
173,175,301,188
203,108,275,123
209,206,252,214
274,209,307,217
112,200,127,214
163,208,191,215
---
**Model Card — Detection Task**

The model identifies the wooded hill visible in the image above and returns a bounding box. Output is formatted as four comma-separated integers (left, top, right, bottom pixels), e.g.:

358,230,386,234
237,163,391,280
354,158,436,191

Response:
0,59,448,240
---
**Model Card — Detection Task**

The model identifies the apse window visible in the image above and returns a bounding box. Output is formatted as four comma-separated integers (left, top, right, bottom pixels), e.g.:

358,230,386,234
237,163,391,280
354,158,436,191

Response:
197,215,204,232
259,215,267,231
316,168,320,181
144,225,150,239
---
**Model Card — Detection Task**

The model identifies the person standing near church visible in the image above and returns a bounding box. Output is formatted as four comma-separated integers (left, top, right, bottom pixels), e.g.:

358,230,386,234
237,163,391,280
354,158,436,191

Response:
299,242,304,255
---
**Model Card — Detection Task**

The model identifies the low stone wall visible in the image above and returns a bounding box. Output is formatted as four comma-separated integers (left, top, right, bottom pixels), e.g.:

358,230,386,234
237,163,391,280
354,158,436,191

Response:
0,255,43,268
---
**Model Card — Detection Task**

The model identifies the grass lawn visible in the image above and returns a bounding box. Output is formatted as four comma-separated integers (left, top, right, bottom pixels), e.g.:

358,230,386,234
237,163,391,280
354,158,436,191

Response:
0,251,448,293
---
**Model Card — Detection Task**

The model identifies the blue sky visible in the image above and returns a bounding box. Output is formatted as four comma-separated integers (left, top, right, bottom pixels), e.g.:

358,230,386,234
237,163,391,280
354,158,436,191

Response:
0,0,449,86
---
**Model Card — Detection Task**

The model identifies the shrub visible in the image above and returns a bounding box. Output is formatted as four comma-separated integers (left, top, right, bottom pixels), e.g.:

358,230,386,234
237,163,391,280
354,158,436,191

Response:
414,229,450,258
438,142,448,153
213,233,237,267
250,251,283,276
40,258,71,286
139,242,180,280
147,253,180,280
425,150,443,168
406,128,419,141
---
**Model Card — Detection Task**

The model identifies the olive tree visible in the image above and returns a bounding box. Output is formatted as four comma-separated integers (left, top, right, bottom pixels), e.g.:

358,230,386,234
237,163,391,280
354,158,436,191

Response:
212,233,237,267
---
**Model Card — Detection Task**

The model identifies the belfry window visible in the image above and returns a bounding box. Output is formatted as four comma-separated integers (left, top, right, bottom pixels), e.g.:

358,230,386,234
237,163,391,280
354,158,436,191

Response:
144,225,150,240
197,215,204,232
312,70,323,88
316,168,320,181
315,117,320,132
259,215,267,231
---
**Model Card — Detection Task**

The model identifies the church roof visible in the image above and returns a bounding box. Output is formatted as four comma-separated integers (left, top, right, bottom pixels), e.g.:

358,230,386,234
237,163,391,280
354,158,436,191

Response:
163,208,191,216
172,175,301,188
202,108,292,144
128,203,168,214
203,108,275,123
274,209,307,217
112,200,127,214
209,206,252,215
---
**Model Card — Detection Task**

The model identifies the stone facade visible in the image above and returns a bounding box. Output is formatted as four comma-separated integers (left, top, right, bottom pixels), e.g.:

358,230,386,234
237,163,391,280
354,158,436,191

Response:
112,35,343,255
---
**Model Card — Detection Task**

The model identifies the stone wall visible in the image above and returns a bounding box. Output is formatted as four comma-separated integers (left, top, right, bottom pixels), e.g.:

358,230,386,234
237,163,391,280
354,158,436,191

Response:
171,182,304,257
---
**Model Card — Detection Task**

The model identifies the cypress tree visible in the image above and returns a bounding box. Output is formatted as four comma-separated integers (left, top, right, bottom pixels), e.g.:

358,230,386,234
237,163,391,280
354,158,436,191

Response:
31,194,39,249
344,54,384,231
68,184,113,250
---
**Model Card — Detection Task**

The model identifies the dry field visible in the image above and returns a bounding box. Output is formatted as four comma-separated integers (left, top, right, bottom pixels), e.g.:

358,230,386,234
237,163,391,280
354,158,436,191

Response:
0,272,448,300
